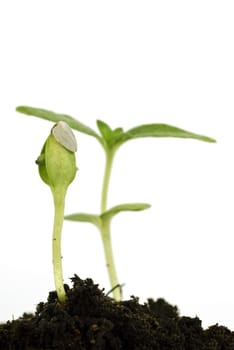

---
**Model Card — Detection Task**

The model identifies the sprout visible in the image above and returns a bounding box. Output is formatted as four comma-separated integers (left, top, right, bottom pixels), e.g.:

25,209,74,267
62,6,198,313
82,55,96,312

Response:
36,121,77,303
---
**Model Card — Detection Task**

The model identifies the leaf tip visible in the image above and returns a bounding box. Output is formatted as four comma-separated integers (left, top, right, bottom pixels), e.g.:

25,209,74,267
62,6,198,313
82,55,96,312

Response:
16,106,28,114
16,106,22,112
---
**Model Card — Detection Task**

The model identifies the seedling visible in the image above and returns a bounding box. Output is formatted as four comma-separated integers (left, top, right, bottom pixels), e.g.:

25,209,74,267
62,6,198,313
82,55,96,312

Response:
17,106,216,302
36,121,77,303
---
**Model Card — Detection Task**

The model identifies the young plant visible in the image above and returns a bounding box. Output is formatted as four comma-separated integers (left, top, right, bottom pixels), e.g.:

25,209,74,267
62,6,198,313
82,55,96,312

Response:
17,106,216,301
36,121,77,303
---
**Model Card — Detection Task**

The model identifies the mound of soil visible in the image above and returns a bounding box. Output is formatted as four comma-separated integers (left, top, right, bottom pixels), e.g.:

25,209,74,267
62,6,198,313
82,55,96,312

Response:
0,275,234,349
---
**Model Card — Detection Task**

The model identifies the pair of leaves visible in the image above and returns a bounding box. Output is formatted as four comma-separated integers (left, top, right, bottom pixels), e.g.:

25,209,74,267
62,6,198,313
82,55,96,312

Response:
16,106,216,152
65,203,151,229
96,120,124,148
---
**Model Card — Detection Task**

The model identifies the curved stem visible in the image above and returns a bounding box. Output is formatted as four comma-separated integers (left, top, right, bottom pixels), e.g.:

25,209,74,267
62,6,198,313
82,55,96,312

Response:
101,149,115,213
101,219,122,301
52,187,67,303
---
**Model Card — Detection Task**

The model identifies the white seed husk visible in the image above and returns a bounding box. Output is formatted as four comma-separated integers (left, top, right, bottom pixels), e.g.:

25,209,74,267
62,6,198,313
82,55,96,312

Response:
52,121,77,152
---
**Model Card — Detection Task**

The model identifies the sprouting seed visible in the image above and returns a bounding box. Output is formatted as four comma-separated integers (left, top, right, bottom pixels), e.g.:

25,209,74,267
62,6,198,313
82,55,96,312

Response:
52,121,77,152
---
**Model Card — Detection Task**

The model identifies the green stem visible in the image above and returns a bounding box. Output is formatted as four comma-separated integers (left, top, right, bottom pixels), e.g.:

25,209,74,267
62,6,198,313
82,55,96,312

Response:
101,149,115,213
52,187,67,303
101,219,122,301
100,147,122,300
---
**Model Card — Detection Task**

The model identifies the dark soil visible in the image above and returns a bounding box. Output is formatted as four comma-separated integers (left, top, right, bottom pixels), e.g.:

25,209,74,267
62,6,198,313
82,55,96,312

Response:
1,275,234,350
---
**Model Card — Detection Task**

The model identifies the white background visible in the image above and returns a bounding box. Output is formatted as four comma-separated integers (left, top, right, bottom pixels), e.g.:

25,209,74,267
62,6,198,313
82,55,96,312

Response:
0,1,233,330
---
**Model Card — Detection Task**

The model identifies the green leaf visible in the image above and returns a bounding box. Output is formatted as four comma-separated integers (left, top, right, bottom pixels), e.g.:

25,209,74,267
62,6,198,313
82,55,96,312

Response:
65,204,151,228
64,213,101,228
16,106,101,141
110,123,216,147
96,120,113,141
112,127,124,139
96,121,125,148
101,203,151,221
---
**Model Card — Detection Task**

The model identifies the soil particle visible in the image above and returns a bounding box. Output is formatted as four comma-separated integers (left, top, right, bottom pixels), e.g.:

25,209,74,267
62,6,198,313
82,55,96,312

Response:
0,275,234,350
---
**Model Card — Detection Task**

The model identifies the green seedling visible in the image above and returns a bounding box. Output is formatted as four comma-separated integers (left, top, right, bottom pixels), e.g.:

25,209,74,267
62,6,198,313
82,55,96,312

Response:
17,106,216,301
36,121,77,303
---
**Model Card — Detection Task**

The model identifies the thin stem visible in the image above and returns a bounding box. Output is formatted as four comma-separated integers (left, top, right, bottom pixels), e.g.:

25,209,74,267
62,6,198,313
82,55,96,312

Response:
100,147,122,300
101,219,122,301
52,187,67,303
101,149,115,213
